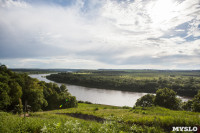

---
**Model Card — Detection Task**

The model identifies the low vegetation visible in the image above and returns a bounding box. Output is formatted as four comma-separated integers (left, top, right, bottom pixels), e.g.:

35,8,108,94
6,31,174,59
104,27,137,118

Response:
1,103,200,133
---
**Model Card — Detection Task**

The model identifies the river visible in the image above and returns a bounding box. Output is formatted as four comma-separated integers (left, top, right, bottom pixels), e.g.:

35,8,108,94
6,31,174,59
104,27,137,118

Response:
29,74,190,107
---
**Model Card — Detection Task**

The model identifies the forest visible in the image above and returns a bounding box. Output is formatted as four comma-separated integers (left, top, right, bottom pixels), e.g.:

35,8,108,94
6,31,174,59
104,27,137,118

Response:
0,65,77,113
47,70,200,97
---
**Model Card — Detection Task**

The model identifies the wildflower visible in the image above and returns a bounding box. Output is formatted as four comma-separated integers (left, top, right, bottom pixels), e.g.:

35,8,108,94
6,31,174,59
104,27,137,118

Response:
41,125,47,132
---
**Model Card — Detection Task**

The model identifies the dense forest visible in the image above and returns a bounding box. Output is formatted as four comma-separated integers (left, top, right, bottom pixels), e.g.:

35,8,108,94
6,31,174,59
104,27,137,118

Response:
0,65,77,113
47,70,200,97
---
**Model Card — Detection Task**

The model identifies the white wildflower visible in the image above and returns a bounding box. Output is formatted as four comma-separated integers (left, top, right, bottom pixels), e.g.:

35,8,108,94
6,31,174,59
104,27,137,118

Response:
41,125,47,133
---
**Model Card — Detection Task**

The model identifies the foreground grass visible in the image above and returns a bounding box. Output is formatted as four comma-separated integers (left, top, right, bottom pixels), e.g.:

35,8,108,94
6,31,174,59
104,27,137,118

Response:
1,103,200,133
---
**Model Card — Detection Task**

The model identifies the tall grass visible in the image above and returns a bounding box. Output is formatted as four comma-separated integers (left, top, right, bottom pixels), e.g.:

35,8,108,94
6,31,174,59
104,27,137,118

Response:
0,103,199,133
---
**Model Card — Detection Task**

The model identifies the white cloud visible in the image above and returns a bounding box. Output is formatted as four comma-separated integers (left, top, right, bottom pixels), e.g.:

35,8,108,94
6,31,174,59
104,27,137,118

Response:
0,0,200,69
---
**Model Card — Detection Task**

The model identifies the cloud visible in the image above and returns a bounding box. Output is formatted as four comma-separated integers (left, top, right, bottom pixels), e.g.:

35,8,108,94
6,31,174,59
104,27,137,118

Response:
0,0,200,69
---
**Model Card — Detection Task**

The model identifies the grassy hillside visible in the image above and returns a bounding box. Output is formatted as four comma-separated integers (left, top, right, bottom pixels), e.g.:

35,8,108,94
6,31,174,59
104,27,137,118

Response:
1,103,200,133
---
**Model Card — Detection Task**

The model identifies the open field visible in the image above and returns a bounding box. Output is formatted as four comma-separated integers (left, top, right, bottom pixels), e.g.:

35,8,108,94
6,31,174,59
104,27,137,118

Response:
1,103,200,133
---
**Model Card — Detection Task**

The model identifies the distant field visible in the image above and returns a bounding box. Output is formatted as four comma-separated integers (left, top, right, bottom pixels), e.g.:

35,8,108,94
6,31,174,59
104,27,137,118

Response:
1,103,200,133
47,70,200,97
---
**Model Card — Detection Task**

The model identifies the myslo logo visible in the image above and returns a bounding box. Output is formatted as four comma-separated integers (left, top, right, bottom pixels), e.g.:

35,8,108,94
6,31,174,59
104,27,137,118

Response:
172,126,198,132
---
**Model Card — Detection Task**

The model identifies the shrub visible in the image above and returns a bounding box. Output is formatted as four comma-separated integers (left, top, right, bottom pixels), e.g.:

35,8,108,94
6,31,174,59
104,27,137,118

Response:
154,88,181,110
122,106,131,109
135,94,155,107
85,101,92,104
94,107,99,111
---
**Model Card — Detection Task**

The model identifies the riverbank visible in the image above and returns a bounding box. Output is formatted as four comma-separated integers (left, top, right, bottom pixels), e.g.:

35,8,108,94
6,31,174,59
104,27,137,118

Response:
1,103,200,133
30,74,190,107
46,70,199,97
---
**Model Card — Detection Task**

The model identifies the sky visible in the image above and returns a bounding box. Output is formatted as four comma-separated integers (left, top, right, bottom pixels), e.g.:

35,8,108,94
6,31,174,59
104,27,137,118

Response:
0,0,200,69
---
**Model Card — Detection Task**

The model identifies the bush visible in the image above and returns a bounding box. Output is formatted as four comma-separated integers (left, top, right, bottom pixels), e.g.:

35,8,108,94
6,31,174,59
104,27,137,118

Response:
154,88,181,110
122,106,131,109
85,101,92,104
94,107,99,111
78,100,84,103
135,94,155,107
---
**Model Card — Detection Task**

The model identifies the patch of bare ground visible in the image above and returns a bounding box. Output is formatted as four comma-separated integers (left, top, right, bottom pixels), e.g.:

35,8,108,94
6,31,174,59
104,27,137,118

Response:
20,113,29,117
55,113,106,122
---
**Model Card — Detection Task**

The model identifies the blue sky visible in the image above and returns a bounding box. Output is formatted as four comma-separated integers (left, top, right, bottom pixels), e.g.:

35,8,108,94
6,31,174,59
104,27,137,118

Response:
0,0,200,69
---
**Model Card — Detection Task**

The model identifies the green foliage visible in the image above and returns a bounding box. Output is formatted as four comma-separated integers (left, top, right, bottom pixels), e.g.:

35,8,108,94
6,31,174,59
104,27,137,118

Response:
122,106,131,109
47,70,200,97
135,89,200,112
135,94,155,107
60,84,68,92
0,82,11,110
154,88,181,110
182,100,193,111
94,107,99,111
0,65,77,112
9,81,22,104
14,98,23,114
1,103,200,133
192,90,200,112
24,79,48,112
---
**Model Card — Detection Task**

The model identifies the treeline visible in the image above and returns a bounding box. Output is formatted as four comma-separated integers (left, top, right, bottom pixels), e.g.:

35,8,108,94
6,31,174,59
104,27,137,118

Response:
0,65,77,113
11,68,80,74
47,71,200,97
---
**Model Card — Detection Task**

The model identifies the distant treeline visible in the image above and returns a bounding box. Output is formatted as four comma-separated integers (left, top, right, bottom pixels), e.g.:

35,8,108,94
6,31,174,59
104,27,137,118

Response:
11,68,81,74
0,65,77,113
47,70,200,97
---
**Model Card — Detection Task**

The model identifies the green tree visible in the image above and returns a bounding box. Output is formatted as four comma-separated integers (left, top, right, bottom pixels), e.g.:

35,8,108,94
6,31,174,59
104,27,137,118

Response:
182,100,193,111
9,81,22,105
135,94,155,107
60,84,68,92
65,96,78,108
154,88,181,110
192,90,200,112
25,80,48,111
0,65,77,112
53,83,61,93
0,82,11,110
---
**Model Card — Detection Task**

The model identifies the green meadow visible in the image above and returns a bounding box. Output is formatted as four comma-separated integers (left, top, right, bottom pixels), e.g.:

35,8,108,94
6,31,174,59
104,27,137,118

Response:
1,103,200,133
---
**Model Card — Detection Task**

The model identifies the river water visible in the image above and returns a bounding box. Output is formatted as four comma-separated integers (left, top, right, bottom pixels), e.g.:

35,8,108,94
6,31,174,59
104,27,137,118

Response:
29,74,190,107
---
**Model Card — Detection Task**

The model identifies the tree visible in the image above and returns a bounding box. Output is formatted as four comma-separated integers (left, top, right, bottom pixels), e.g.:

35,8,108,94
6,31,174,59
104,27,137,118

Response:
65,96,78,108
60,84,68,92
9,81,22,105
0,65,77,112
135,94,155,107
53,83,61,93
154,88,181,110
25,80,48,111
192,90,200,112
182,100,193,111
0,82,11,110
